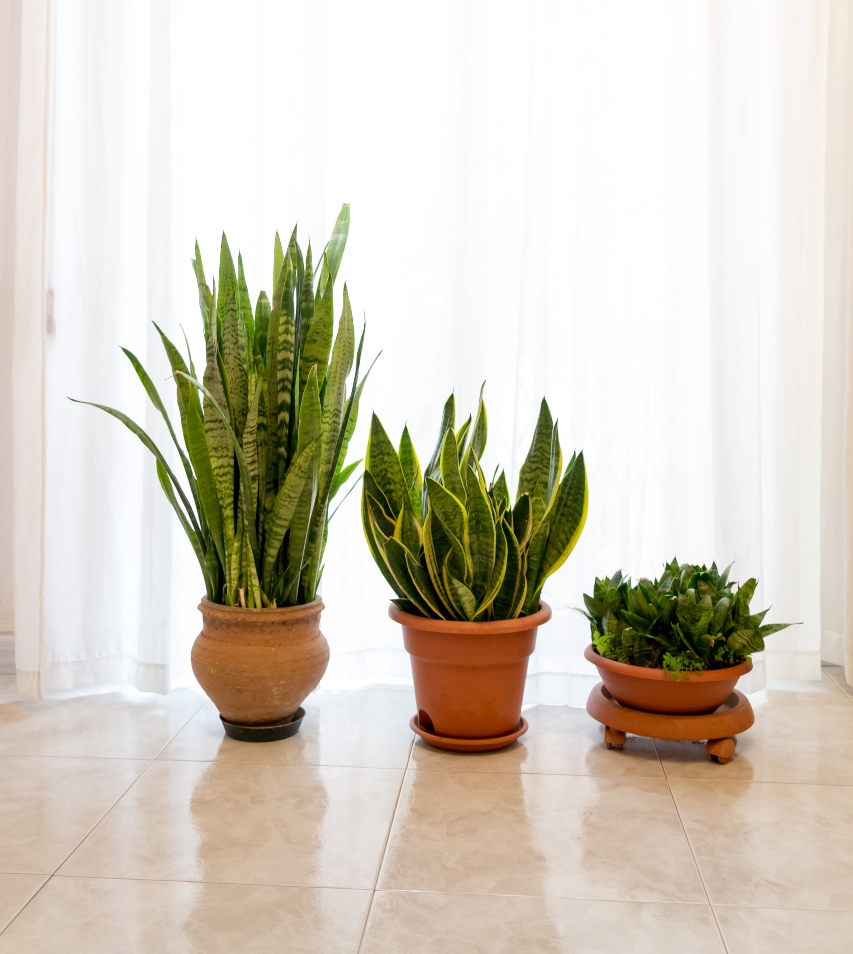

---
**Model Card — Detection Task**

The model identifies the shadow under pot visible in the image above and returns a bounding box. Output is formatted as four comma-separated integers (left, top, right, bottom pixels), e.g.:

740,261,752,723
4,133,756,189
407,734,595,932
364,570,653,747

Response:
390,601,552,753
192,598,329,742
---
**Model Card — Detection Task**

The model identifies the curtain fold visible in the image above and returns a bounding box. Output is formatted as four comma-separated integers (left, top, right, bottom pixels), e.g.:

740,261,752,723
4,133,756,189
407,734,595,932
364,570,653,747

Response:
7,0,853,698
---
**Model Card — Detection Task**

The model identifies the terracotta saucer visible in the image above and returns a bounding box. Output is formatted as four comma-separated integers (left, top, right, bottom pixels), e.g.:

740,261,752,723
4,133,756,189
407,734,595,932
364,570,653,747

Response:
410,715,529,753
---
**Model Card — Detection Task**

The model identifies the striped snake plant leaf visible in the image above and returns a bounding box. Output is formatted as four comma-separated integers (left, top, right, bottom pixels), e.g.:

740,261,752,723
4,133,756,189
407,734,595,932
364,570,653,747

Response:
275,260,297,484
254,291,270,361
272,232,284,304
237,253,254,355
538,451,588,584
178,373,260,564
261,437,320,590
439,428,466,505
517,398,555,529
492,518,522,620
363,391,586,620
222,289,249,440
216,234,238,341
330,459,361,501
185,398,226,569
265,257,289,490
442,558,478,621
202,298,235,549
316,203,350,299
476,515,508,617
301,281,334,392
319,286,355,490
464,460,496,601
424,394,455,483
284,367,322,603
299,244,315,353
398,426,424,523
152,322,201,453
393,495,422,556
366,414,408,516
383,537,431,617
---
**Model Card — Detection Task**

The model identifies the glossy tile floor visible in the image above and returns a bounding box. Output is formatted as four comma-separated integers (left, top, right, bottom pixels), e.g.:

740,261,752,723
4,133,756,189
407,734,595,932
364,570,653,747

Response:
1,644,852,952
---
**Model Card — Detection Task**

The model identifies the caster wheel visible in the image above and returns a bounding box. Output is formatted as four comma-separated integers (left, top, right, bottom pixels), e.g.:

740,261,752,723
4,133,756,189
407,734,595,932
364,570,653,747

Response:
705,737,736,764
604,727,627,750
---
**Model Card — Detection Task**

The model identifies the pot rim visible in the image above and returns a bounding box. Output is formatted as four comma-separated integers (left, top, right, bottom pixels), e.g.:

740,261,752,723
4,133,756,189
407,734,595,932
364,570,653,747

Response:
583,643,752,682
388,601,552,634
198,597,324,620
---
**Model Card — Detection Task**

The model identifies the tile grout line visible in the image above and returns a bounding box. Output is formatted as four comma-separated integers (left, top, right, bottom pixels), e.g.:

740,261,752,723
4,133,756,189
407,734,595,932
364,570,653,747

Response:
0,876,52,941
659,748,730,954
355,734,415,954
823,667,853,703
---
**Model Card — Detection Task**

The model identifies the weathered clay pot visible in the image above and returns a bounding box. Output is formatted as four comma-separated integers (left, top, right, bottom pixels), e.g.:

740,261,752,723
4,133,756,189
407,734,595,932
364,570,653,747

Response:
390,602,552,745
192,599,329,733
583,644,752,715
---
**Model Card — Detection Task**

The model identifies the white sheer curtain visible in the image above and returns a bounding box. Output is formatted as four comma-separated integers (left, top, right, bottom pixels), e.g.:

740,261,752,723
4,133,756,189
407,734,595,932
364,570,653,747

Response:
8,0,853,699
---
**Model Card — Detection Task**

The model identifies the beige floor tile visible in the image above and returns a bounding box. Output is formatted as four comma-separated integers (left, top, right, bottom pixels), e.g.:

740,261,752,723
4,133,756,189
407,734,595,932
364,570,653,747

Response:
825,666,853,699
0,757,148,874
751,673,852,707
160,690,414,768
655,703,853,784
361,892,724,953
0,877,370,954
0,636,13,675
0,874,47,932
0,689,204,759
379,770,705,902
410,705,663,778
715,905,853,954
59,760,403,888
671,779,853,910
714,905,853,954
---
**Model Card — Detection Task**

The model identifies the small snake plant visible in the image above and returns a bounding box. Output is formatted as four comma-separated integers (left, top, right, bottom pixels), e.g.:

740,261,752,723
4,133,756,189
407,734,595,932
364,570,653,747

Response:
581,559,795,671
74,204,372,608
362,391,588,621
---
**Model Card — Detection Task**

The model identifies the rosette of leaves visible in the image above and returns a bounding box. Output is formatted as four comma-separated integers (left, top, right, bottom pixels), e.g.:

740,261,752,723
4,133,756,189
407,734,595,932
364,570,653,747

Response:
580,559,795,671
73,204,373,608
362,391,588,621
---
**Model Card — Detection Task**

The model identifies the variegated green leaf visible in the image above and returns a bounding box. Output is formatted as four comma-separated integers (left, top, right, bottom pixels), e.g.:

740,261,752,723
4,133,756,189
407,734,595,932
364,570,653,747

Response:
442,559,478,621
492,519,522,620
254,291,270,360
366,414,408,516
424,394,455,482
222,289,249,439
384,537,430,617
517,398,554,529
539,451,588,584
464,462,496,601
440,428,466,504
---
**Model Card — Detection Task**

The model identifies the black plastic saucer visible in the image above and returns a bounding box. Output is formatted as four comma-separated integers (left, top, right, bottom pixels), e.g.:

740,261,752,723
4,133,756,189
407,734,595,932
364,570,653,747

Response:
220,707,305,743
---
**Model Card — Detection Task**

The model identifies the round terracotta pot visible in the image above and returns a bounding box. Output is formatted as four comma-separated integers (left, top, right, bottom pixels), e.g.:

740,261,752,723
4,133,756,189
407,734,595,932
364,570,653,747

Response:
389,602,552,740
192,599,329,728
583,643,752,715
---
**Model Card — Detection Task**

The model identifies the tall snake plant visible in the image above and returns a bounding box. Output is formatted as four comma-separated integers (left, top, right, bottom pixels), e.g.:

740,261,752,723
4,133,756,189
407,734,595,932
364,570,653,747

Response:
362,391,589,620
73,204,372,608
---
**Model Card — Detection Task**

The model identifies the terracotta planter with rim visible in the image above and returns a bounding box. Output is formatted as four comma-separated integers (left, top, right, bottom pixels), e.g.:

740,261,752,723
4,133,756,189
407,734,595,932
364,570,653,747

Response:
390,602,552,745
583,643,752,715
192,599,329,736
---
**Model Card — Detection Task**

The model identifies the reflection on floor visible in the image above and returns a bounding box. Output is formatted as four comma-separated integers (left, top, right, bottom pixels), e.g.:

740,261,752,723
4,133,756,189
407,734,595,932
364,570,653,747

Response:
0,649,851,952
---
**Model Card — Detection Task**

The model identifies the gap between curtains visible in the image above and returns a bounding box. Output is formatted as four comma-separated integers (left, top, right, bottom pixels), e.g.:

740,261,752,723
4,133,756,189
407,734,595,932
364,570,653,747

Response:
8,0,853,700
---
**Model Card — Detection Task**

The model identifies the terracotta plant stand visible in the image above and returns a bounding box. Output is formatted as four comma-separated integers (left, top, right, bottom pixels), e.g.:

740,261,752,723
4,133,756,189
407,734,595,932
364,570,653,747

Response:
192,598,329,742
586,683,755,763
390,601,552,753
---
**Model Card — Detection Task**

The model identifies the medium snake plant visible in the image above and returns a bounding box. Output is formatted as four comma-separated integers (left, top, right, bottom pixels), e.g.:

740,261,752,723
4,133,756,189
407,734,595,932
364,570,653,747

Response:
362,391,588,620
74,204,372,608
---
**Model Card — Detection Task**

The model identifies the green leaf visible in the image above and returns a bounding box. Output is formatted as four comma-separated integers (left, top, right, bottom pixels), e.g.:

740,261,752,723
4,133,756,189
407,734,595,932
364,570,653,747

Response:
442,559,478,621
319,285,355,491
399,425,424,523
538,451,588,585
185,398,226,569
424,476,467,553
362,489,406,598
512,494,533,549
237,253,254,354
422,510,456,617
222,288,249,439
492,471,510,514
394,495,422,556
424,394,455,482
301,282,334,391
468,383,488,461
262,438,319,588
439,428,466,504
299,244,315,353
384,537,431,617
493,519,522,620
464,461,496,601
275,260,297,482
273,232,284,300
155,459,212,598
317,202,350,297
330,459,361,501
726,627,764,655
547,421,562,506
517,398,554,529
216,234,238,340
366,414,408,515
476,514,507,617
